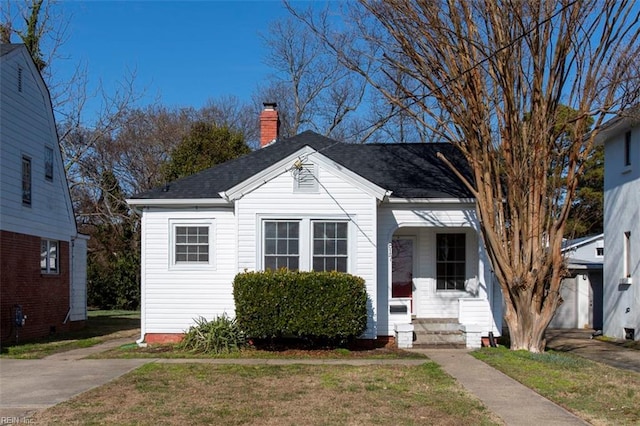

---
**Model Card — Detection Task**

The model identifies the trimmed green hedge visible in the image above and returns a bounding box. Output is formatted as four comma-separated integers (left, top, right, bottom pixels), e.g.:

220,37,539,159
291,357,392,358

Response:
233,270,368,344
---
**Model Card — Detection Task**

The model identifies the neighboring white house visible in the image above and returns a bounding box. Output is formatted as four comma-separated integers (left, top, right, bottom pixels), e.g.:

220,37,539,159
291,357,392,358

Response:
550,234,603,330
596,113,640,341
0,44,88,343
127,105,502,348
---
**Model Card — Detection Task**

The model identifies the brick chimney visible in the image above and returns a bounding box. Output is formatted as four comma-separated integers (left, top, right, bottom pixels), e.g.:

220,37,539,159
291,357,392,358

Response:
260,102,279,147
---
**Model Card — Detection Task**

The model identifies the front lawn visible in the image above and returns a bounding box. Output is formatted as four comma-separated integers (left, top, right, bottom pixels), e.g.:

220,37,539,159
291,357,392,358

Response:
473,347,640,425
32,363,501,425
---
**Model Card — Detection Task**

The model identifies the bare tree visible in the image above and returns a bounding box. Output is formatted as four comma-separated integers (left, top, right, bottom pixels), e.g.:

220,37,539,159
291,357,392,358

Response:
257,15,375,142
199,95,260,148
289,0,640,351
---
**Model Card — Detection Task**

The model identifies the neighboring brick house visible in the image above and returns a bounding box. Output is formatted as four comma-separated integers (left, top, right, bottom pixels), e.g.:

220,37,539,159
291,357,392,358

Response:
0,44,88,344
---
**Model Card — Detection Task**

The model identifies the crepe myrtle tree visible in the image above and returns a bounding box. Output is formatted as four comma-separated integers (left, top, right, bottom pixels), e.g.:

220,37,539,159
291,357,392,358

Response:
288,0,640,351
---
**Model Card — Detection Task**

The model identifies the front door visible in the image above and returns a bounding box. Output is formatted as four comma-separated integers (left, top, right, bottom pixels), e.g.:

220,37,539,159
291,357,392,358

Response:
392,238,414,314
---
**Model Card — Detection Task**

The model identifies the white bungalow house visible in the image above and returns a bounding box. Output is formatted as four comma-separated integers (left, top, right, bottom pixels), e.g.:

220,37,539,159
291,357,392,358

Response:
596,113,640,341
0,44,88,343
550,234,603,330
127,104,502,348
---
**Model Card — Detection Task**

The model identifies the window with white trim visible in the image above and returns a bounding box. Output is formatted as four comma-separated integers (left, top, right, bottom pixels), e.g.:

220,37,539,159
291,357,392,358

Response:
264,221,299,270
313,221,348,272
174,225,209,264
45,146,53,181
624,231,631,278
436,233,466,291
41,239,58,273
22,156,31,206
262,219,349,272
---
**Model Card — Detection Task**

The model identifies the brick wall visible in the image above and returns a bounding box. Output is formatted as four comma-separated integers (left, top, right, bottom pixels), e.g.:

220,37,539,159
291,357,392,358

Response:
0,230,75,343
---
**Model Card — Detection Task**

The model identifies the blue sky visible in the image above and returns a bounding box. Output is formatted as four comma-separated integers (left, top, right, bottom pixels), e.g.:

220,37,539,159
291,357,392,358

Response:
55,1,296,114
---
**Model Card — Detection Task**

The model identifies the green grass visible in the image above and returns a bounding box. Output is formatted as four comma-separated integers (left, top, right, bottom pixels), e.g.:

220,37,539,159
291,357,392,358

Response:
0,310,140,359
473,346,640,425
33,363,501,425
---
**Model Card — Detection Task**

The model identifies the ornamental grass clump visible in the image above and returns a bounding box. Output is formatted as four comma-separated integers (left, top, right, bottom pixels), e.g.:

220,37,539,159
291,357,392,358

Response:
179,315,246,354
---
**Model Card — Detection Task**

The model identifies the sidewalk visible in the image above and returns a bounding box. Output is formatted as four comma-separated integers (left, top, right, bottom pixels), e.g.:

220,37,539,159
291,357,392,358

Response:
2,331,636,425
415,349,588,426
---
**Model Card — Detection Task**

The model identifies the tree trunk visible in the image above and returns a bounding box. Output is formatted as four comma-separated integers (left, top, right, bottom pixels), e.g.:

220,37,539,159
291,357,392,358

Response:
502,277,560,352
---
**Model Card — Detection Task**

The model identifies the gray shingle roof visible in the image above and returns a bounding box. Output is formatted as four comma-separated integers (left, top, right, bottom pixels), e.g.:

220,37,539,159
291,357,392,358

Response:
0,43,24,57
131,130,473,200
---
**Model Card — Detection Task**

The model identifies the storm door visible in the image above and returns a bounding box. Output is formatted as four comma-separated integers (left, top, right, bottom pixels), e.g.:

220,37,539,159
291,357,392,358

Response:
392,238,414,313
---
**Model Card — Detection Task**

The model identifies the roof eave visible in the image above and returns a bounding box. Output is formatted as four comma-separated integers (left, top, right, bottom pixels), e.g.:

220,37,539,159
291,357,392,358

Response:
126,198,232,207
384,197,476,204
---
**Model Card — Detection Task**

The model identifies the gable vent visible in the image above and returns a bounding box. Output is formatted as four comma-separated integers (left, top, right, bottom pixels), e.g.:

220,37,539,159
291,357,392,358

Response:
294,163,318,192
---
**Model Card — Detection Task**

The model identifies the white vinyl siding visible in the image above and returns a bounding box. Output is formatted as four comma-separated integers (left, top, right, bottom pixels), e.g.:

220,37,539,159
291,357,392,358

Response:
236,162,378,338
603,123,640,340
70,236,88,321
377,204,500,337
0,48,77,241
141,208,236,334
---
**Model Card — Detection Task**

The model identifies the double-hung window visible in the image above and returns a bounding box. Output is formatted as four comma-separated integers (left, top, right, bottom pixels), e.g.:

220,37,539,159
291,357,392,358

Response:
41,239,58,273
436,233,466,291
313,221,348,272
263,219,349,272
22,156,31,206
264,221,299,270
45,146,54,181
174,225,210,264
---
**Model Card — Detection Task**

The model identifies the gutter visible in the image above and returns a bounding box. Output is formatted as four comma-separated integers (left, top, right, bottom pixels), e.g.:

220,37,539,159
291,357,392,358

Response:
125,198,232,207
383,197,475,204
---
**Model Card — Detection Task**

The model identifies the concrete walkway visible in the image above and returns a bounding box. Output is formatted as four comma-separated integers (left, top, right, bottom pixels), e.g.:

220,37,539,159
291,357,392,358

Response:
1,331,638,425
416,349,588,426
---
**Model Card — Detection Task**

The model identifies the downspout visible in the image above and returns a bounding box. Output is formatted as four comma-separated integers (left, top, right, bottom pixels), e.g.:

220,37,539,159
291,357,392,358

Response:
136,206,147,347
65,237,75,324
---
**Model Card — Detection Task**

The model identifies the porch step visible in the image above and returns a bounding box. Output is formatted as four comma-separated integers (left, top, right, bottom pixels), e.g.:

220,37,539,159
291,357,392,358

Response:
411,318,466,349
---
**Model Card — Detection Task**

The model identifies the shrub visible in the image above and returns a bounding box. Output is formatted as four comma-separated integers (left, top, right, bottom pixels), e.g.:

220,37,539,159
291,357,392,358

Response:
233,270,369,345
178,315,246,354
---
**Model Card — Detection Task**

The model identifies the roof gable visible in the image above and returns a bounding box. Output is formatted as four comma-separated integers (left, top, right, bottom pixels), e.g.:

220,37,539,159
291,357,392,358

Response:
220,145,390,201
129,130,473,203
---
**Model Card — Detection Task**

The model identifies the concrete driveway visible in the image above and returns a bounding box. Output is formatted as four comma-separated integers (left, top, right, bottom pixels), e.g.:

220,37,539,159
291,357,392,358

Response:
0,337,146,421
546,328,640,373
